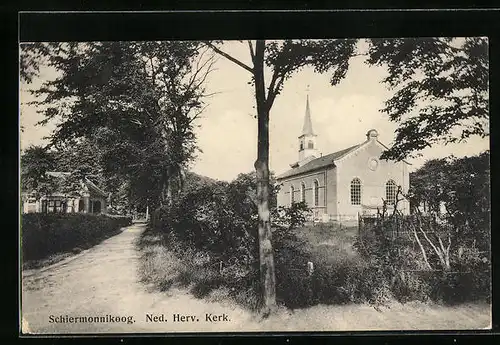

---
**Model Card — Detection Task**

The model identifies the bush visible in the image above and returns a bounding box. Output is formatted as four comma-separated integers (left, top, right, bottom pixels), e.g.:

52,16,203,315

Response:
156,181,258,263
274,222,394,308
147,173,319,310
272,225,314,308
22,213,132,262
355,212,491,305
272,201,312,229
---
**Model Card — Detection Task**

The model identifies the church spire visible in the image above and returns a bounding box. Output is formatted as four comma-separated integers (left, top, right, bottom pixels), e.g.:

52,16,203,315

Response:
298,90,319,164
301,94,315,136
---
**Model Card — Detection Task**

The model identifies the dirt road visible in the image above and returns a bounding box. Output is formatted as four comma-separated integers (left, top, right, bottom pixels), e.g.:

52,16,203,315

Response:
21,224,491,334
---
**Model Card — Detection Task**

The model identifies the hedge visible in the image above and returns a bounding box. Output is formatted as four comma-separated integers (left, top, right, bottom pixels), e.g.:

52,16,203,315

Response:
21,213,132,261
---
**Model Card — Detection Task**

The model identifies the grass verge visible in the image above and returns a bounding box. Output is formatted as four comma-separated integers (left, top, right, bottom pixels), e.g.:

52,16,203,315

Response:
137,228,261,310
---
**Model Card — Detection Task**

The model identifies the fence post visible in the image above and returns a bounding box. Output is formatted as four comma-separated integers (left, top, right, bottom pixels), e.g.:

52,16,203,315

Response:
357,212,361,237
306,261,315,305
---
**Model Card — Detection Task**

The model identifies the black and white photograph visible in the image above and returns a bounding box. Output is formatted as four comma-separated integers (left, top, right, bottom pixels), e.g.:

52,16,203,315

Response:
19,37,491,333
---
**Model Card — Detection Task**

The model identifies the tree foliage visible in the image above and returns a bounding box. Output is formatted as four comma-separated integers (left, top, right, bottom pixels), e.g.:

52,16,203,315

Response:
366,37,489,160
408,151,490,250
20,42,52,84
20,145,58,197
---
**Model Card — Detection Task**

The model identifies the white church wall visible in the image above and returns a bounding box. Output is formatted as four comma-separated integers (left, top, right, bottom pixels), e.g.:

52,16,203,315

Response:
325,166,338,217
277,170,327,218
335,137,410,218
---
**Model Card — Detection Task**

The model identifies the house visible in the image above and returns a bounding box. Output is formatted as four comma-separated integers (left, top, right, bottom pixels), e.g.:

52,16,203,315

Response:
22,171,109,214
276,96,411,224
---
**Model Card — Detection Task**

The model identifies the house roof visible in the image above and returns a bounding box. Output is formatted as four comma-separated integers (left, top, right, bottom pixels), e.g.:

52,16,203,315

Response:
84,177,108,197
277,144,360,180
46,171,71,178
44,171,108,197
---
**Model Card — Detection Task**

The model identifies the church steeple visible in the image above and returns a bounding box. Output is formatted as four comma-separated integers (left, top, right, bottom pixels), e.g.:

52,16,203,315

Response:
302,95,315,136
298,92,319,164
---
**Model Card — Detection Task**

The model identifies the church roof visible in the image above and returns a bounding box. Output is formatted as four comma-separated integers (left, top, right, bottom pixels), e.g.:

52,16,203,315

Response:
277,144,360,180
300,95,315,136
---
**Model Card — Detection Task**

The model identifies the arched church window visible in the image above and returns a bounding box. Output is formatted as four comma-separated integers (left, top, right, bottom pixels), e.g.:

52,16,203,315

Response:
313,180,319,206
300,182,306,202
350,178,361,205
300,141,304,151
386,180,397,205
308,141,314,149
290,186,295,205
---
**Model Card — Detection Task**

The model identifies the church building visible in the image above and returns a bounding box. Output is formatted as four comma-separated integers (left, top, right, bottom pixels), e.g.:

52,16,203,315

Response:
276,95,410,223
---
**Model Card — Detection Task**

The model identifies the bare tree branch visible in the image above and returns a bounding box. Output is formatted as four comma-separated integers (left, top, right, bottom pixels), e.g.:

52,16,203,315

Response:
248,40,255,62
418,222,446,269
437,234,451,270
265,66,284,111
413,226,433,270
185,48,214,91
204,42,254,74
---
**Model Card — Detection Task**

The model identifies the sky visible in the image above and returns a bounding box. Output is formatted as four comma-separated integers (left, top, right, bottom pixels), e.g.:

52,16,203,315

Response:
20,40,490,182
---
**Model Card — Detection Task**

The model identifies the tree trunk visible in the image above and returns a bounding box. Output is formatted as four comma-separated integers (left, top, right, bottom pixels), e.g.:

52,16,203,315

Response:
166,181,172,205
161,177,173,207
178,167,185,194
253,40,277,315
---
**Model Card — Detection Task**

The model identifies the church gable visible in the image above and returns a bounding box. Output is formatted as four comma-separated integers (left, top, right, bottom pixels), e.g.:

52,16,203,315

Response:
335,130,411,168
334,130,410,172
335,137,385,168
335,129,410,216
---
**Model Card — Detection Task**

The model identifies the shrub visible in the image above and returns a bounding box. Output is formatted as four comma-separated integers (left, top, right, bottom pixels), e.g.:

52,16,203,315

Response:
147,173,319,309
156,181,258,264
272,201,312,229
355,211,491,305
21,213,132,262
272,225,314,308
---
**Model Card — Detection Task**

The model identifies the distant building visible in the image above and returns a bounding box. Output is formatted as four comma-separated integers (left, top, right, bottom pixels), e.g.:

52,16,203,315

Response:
276,95,411,224
22,172,109,214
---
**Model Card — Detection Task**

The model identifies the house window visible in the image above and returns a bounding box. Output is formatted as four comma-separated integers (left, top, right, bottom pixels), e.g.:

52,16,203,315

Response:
313,180,319,206
386,180,397,205
47,200,66,213
78,200,85,212
290,186,295,205
308,140,314,149
350,178,361,205
92,200,102,214
300,182,306,203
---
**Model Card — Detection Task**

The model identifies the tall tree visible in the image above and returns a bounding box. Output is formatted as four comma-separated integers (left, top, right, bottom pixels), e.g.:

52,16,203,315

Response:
407,151,490,270
206,40,356,314
20,145,58,197
365,37,489,161
408,158,450,214
21,41,215,211
409,152,490,234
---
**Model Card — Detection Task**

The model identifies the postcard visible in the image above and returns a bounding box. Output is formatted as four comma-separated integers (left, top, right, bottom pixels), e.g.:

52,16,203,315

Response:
20,38,491,334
